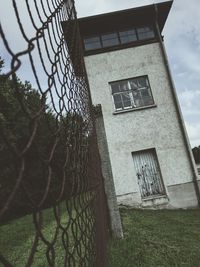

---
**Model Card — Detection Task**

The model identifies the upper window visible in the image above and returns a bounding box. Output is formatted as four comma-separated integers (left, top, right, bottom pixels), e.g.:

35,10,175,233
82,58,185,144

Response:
84,36,101,51
119,29,137,44
137,26,155,40
101,32,119,47
110,76,154,112
84,25,155,51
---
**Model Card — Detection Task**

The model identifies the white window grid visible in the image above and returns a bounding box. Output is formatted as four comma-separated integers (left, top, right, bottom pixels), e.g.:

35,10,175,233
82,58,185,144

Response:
111,76,154,111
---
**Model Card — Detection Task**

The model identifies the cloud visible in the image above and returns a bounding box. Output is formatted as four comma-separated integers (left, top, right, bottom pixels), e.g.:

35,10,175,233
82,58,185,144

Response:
164,0,200,76
185,122,200,148
178,89,200,128
164,0,200,146
75,0,166,17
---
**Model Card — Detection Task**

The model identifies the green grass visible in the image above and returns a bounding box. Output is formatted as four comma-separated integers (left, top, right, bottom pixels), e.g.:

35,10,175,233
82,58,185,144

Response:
0,196,95,266
2,208,200,266
109,209,200,267
0,207,67,266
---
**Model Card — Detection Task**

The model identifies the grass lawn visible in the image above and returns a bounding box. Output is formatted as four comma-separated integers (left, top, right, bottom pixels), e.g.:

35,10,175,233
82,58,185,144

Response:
0,199,95,267
1,208,200,266
0,207,69,266
109,209,200,267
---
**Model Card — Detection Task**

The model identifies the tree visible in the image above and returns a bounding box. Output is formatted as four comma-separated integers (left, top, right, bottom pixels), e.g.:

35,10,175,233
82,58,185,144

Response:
0,56,88,221
0,59,56,219
0,57,4,72
192,146,200,164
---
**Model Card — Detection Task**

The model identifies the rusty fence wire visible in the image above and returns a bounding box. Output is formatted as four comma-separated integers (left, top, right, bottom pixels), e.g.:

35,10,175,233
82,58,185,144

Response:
0,0,108,266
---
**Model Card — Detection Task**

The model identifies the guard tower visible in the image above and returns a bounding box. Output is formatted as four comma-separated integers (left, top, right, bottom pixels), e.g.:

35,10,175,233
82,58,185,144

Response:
76,1,200,208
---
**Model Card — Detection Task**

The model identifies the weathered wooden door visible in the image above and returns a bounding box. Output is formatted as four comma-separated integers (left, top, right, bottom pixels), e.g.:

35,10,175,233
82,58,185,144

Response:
132,149,165,198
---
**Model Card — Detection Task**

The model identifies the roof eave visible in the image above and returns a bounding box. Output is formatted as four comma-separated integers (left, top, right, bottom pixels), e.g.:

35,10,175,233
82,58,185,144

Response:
78,1,173,36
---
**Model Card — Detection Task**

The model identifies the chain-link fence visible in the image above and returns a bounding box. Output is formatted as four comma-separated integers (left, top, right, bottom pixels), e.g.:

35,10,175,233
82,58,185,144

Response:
0,0,108,266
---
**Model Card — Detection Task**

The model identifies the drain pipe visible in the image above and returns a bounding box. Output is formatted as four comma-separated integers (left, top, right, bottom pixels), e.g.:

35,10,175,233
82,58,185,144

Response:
154,4,200,207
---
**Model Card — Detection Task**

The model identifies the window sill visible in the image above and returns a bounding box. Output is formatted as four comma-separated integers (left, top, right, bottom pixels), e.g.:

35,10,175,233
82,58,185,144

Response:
142,194,167,201
113,104,157,115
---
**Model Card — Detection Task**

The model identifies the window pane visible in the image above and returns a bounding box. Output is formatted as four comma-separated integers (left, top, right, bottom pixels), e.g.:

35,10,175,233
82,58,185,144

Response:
129,80,138,90
115,102,123,109
101,32,119,47
141,88,150,97
113,94,123,109
119,81,129,91
141,88,154,105
137,77,148,88
119,29,137,44
137,26,155,40
143,97,154,106
113,94,121,102
132,90,141,107
111,83,120,93
84,36,101,50
122,93,132,108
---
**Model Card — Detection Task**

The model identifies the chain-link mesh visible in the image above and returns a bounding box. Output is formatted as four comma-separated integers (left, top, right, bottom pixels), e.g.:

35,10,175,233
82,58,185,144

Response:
0,0,108,266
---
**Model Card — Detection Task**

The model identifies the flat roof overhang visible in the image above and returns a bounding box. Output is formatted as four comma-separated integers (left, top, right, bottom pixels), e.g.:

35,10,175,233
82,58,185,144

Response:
78,1,173,37
61,1,173,75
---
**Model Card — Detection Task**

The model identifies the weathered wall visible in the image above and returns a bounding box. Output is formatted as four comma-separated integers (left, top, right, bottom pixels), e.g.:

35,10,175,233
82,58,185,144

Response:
84,42,198,208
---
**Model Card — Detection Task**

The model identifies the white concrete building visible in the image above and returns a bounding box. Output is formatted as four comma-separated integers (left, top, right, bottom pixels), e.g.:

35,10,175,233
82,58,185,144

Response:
78,1,200,209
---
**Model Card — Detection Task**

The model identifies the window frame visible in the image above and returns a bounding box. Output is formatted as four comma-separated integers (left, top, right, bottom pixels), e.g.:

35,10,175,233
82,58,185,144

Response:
83,35,102,51
83,24,156,52
110,75,155,113
101,31,120,48
118,28,138,44
136,25,155,41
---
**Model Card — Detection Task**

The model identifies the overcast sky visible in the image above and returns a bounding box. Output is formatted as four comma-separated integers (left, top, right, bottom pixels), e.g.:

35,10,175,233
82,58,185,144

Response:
75,0,200,148
0,0,199,147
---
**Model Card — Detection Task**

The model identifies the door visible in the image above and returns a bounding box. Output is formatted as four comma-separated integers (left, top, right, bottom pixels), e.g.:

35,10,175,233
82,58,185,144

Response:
132,149,165,199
